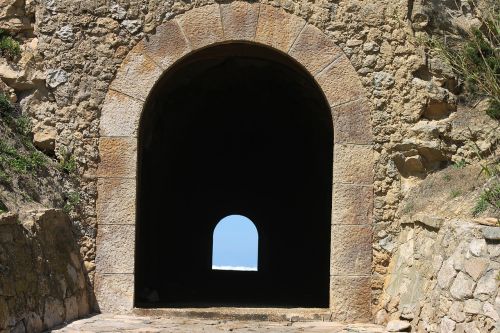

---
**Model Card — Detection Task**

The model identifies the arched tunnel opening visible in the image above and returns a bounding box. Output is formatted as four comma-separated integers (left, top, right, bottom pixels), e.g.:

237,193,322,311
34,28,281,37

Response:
136,43,333,308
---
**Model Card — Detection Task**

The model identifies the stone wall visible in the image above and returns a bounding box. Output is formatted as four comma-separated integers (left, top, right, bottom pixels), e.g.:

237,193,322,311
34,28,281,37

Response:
2,0,447,305
379,217,499,332
0,0,498,329
0,210,90,333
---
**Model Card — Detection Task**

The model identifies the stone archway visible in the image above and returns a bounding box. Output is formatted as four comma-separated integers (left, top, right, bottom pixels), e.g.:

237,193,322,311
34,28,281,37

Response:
95,2,373,322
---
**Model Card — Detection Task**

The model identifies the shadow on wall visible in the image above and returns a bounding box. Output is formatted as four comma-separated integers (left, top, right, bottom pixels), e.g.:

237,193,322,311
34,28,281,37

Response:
0,209,93,332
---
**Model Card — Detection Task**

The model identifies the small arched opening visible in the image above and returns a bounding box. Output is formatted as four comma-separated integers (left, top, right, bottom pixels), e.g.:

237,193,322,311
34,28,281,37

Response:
212,215,259,271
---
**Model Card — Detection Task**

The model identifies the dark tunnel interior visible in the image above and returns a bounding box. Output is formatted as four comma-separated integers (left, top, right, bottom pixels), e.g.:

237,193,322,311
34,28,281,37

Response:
135,43,333,308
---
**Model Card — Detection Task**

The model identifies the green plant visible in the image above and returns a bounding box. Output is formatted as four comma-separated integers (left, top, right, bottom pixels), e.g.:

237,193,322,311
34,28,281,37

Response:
0,170,9,183
63,191,80,213
0,93,13,114
59,150,77,174
443,174,452,181
14,116,31,137
424,1,500,120
473,183,500,216
450,189,462,198
452,159,467,169
0,200,7,214
0,140,46,173
0,29,20,60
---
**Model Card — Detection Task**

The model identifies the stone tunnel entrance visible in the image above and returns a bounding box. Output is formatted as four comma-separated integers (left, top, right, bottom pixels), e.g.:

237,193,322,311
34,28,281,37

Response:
135,43,333,308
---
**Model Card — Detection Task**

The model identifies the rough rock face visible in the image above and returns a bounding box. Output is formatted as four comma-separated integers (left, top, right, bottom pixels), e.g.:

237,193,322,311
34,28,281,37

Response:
0,209,90,332
379,218,499,332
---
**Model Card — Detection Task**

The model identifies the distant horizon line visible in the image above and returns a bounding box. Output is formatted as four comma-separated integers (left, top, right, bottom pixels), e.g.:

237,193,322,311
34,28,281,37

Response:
212,265,258,271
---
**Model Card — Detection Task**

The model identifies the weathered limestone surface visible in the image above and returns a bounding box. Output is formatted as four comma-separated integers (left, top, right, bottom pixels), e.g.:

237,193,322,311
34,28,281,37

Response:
255,5,305,53
96,178,136,226
94,274,134,313
220,2,260,41
332,184,373,225
177,5,224,50
97,137,137,178
289,24,343,75
0,211,91,333
100,90,142,137
52,314,385,333
380,219,500,333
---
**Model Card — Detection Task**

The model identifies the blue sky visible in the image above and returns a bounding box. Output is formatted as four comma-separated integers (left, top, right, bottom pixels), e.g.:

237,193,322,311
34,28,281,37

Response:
212,215,258,271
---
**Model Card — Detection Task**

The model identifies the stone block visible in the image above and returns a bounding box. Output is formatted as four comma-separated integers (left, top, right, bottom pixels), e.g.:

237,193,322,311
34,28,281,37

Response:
437,258,457,289
97,137,137,178
110,45,163,101
141,20,191,70
220,1,260,41
450,272,475,300
100,90,142,137
177,5,224,50
64,296,79,322
330,276,371,322
43,297,65,330
289,24,343,75
331,225,372,276
481,227,500,241
316,56,366,107
255,5,305,53
94,273,134,313
333,144,373,185
332,98,373,144
97,178,136,225
463,257,489,281
474,269,498,301
96,225,135,274
332,184,373,225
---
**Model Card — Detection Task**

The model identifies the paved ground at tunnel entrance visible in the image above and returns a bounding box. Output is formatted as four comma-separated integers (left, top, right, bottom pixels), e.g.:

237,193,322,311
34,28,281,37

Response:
52,314,386,332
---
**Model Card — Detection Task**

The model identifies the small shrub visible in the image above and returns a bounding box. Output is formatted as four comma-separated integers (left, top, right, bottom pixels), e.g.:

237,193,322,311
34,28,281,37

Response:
424,1,500,120
63,191,80,213
450,190,462,198
0,93,13,114
472,196,489,216
0,140,46,173
0,30,20,60
0,170,9,183
0,200,7,214
487,99,500,119
473,183,500,216
443,174,452,181
59,152,77,174
15,116,31,137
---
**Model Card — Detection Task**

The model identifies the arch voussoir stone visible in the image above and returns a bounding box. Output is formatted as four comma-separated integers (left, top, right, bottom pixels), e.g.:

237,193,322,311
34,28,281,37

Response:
255,5,306,53
109,44,164,102
315,55,366,107
140,20,192,70
176,4,224,50
97,2,374,321
288,24,343,76
220,1,260,41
